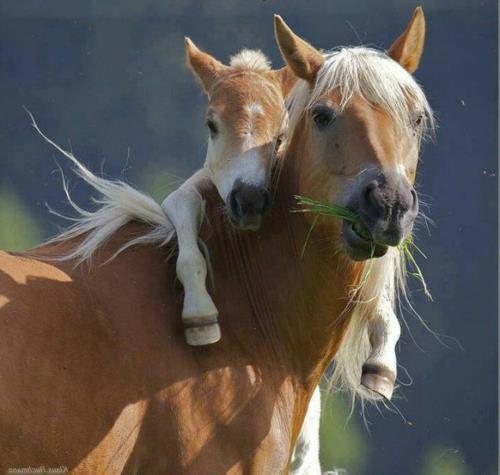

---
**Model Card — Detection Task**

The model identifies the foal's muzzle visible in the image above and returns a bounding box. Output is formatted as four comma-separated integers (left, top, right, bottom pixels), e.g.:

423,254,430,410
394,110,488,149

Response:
343,170,418,261
228,180,270,231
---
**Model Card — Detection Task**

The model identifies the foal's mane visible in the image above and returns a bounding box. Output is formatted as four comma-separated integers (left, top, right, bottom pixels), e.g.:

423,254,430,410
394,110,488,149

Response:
27,46,433,408
229,49,271,71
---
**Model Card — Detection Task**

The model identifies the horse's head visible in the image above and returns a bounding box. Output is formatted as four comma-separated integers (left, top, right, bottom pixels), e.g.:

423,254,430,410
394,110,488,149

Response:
275,8,433,260
186,39,291,230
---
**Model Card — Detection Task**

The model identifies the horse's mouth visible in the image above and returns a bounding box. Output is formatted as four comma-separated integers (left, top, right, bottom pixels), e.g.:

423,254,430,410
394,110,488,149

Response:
342,219,388,261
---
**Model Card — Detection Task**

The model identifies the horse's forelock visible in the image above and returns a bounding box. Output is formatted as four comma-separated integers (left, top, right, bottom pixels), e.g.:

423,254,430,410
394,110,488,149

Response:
287,46,435,140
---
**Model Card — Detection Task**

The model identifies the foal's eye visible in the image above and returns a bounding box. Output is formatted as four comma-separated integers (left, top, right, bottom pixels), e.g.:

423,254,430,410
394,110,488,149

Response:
206,119,218,137
275,133,284,149
312,106,335,130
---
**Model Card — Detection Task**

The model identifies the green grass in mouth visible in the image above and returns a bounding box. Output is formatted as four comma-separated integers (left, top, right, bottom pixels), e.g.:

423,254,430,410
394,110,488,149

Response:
292,195,432,300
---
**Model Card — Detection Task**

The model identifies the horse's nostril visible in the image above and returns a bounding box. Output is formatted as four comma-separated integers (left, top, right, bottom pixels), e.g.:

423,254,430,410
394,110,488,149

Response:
410,188,418,212
363,183,375,203
360,182,380,216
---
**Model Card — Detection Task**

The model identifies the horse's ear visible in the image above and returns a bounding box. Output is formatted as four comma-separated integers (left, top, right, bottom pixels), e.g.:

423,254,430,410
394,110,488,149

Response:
387,7,426,73
185,37,228,93
268,67,297,97
273,15,324,85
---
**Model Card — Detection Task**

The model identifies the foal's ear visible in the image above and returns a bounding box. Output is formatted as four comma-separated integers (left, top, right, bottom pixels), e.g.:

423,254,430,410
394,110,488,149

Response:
273,15,324,85
185,37,228,93
387,7,426,73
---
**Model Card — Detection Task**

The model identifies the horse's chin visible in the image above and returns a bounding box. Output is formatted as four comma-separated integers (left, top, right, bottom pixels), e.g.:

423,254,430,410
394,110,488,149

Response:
341,219,388,261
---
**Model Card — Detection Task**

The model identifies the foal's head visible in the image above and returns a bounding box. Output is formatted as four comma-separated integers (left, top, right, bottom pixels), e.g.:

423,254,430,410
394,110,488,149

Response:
186,39,290,230
275,8,433,260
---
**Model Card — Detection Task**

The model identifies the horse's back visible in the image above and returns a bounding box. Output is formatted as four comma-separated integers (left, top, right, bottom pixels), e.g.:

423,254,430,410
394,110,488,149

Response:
0,241,292,473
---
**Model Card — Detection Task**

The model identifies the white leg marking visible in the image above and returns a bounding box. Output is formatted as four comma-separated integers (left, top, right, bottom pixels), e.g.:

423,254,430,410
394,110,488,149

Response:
362,292,400,400
290,387,322,475
162,169,220,346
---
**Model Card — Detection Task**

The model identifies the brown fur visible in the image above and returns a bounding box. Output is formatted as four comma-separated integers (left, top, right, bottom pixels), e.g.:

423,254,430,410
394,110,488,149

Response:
0,175,360,473
0,9,428,473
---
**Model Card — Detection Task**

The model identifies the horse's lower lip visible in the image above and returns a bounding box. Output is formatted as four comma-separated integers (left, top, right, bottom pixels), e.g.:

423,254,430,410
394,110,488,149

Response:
342,220,388,261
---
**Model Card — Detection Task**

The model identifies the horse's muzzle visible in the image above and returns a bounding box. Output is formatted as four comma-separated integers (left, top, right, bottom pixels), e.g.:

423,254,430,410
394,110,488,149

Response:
342,169,418,260
228,180,270,231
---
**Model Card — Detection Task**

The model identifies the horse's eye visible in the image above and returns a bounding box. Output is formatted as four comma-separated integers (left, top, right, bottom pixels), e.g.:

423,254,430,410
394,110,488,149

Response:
312,106,335,129
206,119,218,137
414,114,424,127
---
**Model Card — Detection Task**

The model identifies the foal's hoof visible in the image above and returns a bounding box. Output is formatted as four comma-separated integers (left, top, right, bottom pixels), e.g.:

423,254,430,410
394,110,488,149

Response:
360,363,396,401
184,316,221,346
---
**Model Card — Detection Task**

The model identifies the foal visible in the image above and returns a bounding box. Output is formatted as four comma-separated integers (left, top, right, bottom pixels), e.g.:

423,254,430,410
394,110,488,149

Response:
162,39,289,346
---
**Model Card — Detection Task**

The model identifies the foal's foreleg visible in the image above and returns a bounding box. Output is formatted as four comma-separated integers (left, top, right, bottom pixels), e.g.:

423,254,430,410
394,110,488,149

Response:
361,295,400,400
162,171,220,346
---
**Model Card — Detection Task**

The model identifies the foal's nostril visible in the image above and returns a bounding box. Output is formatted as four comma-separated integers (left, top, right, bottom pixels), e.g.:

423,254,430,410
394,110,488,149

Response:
229,189,242,219
261,190,270,214
228,184,270,226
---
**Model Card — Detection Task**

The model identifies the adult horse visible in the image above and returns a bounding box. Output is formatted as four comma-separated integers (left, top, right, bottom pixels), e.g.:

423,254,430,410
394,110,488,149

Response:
0,8,432,474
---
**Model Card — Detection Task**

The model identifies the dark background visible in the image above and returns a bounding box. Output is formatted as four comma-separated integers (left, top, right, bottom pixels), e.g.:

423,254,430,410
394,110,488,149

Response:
0,1,497,474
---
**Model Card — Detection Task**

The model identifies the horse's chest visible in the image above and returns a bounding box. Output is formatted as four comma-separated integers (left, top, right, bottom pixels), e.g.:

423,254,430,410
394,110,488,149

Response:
123,367,295,474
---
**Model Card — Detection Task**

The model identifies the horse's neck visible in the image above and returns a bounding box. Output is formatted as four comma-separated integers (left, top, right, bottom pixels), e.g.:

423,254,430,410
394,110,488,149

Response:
203,149,362,392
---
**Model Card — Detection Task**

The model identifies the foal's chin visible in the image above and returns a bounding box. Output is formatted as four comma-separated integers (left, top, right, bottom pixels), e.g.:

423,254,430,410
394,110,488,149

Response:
228,212,263,232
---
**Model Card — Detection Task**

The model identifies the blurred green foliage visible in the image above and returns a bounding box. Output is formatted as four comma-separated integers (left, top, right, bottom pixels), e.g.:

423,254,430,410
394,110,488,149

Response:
320,390,367,474
417,445,472,475
0,187,41,251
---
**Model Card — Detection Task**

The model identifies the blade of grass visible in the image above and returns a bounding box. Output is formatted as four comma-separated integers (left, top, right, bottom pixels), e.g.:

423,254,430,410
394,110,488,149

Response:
300,214,319,259
292,195,432,300
292,195,359,222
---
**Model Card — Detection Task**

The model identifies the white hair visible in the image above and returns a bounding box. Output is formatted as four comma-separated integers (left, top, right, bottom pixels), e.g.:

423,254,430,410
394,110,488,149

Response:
288,47,435,139
26,110,174,264
330,247,406,409
229,49,271,71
